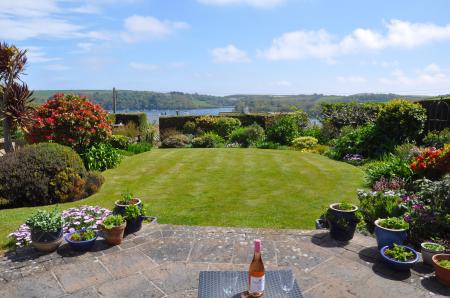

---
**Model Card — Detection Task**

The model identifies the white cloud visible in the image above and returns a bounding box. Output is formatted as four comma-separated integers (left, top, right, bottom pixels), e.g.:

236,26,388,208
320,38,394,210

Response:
260,19,450,61
272,80,292,87
129,62,159,71
197,0,285,8
337,76,367,84
379,63,450,86
0,0,59,17
44,64,70,71
120,15,190,43
210,44,250,63
24,46,61,63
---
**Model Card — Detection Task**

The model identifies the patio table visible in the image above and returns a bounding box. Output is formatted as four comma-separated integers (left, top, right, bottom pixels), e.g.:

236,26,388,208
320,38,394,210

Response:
198,271,304,298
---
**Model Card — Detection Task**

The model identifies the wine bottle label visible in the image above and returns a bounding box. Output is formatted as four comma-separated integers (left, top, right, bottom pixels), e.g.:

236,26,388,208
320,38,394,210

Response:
250,275,265,292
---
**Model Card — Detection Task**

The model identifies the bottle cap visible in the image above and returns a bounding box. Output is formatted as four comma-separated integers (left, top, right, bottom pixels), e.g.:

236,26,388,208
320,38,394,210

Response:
254,239,261,252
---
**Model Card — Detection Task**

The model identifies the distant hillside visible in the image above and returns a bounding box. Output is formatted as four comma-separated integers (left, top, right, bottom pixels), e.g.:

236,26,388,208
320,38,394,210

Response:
33,90,434,115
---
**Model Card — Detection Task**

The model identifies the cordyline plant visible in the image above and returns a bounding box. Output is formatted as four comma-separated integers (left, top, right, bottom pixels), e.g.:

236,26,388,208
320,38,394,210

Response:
0,42,35,152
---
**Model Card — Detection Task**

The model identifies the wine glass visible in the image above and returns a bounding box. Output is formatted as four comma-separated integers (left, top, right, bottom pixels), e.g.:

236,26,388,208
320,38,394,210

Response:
221,271,238,297
278,267,295,294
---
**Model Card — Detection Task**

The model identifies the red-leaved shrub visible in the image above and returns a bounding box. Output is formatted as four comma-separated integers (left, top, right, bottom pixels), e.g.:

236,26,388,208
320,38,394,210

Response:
27,93,112,152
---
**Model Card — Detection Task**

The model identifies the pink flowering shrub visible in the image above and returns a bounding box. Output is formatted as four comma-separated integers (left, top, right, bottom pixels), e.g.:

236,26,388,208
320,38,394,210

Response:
8,205,112,248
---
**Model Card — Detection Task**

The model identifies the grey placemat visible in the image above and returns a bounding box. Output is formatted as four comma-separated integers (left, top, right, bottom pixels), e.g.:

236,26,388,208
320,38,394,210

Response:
198,271,303,298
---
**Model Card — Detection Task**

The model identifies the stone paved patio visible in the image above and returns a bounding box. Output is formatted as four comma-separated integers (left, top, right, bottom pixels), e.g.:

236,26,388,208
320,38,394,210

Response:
0,224,448,297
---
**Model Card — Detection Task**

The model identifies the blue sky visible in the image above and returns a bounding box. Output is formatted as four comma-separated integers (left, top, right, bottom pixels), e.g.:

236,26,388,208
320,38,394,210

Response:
2,0,450,96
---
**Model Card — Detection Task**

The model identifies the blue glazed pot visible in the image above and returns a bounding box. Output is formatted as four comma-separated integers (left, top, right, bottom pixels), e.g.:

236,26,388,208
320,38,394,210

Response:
380,245,419,271
114,198,142,215
64,231,97,251
327,203,359,242
374,219,407,249
125,216,143,235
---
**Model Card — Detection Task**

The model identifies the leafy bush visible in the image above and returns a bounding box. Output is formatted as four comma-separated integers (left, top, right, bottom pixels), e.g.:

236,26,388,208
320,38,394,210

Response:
109,135,132,150
376,99,427,144
330,124,379,159
255,141,282,149
81,143,122,171
229,123,265,147
320,102,382,134
127,142,152,154
358,190,404,231
365,154,412,186
0,143,102,207
423,128,450,149
85,171,105,195
292,136,318,151
195,116,218,133
191,132,224,148
113,122,140,139
394,143,420,161
410,145,450,180
161,134,190,148
25,209,62,232
214,117,241,138
266,111,308,145
403,176,450,246
183,121,197,135
27,94,112,152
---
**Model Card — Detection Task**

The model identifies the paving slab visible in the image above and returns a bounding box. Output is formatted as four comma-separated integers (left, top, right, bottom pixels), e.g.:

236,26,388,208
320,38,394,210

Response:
0,224,447,298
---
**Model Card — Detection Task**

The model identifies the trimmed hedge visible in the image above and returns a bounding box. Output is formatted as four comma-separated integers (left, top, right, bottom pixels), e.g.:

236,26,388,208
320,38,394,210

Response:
159,113,275,140
113,113,148,134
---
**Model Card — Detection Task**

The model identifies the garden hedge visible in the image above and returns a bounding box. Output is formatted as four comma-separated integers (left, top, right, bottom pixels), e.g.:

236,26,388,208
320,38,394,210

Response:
113,113,148,134
159,113,276,140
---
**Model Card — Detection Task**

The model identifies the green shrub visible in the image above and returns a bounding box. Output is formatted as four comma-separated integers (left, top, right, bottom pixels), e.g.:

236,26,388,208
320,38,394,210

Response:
127,142,152,154
214,117,241,138
109,135,132,150
142,125,157,144
183,121,197,135
423,128,450,149
191,132,224,148
330,124,380,159
292,136,318,150
229,123,265,147
195,116,218,133
0,143,103,207
255,141,282,149
357,190,404,230
376,99,427,144
81,143,122,171
365,154,412,186
113,122,140,139
378,217,409,230
161,134,190,148
266,111,309,145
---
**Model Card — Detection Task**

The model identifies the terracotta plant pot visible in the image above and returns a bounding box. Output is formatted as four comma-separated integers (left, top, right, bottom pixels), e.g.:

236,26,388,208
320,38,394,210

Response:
101,222,127,245
432,254,450,286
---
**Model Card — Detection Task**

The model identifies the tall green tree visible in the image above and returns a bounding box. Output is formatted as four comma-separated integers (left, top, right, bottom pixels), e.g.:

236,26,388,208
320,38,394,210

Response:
0,42,35,152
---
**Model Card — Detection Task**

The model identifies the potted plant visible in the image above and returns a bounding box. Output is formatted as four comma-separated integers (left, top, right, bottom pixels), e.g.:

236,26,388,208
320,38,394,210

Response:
25,209,63,252
64,229,97,251
100,214,127,245
432,254,450,286
380,243,419,271
124,204,146,235
421,242,446,266
325,202,359,241
114,191,142,215
374,217,408,249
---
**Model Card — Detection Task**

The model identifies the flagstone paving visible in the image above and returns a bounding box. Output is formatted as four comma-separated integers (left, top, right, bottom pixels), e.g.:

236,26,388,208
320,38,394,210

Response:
0,224,448,297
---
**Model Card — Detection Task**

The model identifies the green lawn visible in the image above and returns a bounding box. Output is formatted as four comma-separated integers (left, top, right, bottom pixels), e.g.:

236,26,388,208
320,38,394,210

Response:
0,148,364,248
